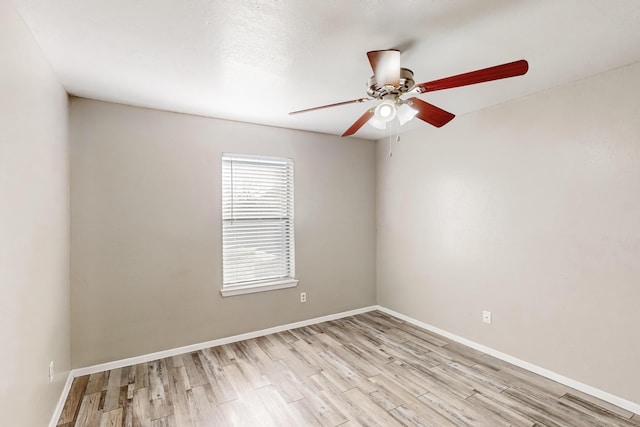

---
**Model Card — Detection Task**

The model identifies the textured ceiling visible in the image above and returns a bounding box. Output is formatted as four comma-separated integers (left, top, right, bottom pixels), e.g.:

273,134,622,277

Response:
13,0,640,140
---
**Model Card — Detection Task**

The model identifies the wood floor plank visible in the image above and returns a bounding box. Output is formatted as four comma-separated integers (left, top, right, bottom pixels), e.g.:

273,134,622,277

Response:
85,371,108,395
290,378,348,426
103,368,122,412
475,353,570,398
317,349,377,394
357,312,405,331
326,387,402,426
419,390,504,427
403,339,479,368
181,352,209,388
286,399,325,427
170,355,185,368
290,338,329,372
375,361,429,397
282,346,321,378
57,311,638,427
384,325,450,349
466,391,536,426
341,341,393,368
132,387,151,427
430,362,510,396
222,362,277,425
336,318,387,345
503,385,603,427
556,393,638,427
148,359,173,420
254,334,289,361
375,340,441,369
288,325,319,341
202,344,233,367
378,317,449,347
167,367,194,427
126,366,137,389
74,392,101,427
323,324,358,346
325,343,382,379
397,359,477,400
120,366,131,387
134,363,149,390
255,384,301,427
99,408,123,427
234,357,271,389
368,373,456,426
311,369,353,394
261,358,306,403
310,329,347,352
117,385,132,425
561,390,637,420
123,398,134,427
389,403,458,427
197,351,238,404
187,385,226,426
464,392,531,427
331,321,385,350
275,330,297,343
58,375,89,425
150,415,176,427
216,398,259,426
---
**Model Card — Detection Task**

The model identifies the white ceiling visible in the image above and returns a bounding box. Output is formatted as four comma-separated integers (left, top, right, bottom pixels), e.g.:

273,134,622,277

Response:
13,0,640,140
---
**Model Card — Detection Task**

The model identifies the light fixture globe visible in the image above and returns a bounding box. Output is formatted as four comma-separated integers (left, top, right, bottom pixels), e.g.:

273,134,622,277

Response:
397,102,418,125
374,99,397,123
368,116,386,129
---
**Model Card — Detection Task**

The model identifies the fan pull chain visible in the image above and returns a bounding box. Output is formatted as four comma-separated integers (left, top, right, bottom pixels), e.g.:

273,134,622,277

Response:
388,121,400,157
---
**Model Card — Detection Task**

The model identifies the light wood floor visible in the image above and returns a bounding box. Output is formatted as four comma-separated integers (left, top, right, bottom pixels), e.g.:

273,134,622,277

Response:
57,311,639,426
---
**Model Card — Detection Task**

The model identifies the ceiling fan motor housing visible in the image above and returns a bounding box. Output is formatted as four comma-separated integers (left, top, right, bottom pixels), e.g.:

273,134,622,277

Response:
367,68,415,99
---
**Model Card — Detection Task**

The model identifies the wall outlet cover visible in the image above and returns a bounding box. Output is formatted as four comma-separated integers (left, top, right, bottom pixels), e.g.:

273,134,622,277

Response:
482,310,492,324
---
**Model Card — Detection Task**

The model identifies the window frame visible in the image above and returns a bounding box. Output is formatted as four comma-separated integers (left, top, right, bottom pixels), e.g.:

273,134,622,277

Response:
220,153,297,297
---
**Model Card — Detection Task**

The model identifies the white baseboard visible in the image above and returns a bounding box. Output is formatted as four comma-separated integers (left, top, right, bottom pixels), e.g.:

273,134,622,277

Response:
375,305,640,415
49,371,74,427
72,305,377,377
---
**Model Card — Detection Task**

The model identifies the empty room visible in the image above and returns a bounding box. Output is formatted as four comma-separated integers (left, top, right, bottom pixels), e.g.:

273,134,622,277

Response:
2,0,640,426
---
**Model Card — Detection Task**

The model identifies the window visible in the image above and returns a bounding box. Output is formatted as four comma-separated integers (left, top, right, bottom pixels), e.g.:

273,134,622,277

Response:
221,153,296,296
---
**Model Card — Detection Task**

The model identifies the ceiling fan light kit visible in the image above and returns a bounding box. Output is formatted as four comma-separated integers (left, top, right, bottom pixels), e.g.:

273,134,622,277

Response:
289,50,529,137
397,102,418,126
374,99,397,122
368,99,417,129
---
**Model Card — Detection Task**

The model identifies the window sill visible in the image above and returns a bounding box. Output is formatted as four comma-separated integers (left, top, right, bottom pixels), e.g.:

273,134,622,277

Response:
220,278,299,297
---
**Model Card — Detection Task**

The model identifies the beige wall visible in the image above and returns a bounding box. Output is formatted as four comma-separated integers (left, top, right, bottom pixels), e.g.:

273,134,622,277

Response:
70,99,376,367
0,2,70,426
377,62,640,404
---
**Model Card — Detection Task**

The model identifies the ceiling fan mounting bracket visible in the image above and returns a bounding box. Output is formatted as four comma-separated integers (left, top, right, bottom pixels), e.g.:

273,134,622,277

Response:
366,68,415,99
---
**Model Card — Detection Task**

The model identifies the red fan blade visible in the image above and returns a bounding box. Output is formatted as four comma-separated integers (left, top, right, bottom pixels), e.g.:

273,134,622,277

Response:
367,49,401,86
406,97,455,128
289,98,371,115
416,59,528,93
342,109,375,137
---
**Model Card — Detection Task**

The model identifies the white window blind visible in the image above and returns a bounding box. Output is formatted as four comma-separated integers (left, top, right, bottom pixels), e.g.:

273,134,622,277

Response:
222,153,295,291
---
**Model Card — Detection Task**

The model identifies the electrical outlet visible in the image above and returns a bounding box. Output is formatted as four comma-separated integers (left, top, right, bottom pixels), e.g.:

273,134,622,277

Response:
300,292,307,303
49,361,55,383
482,310,492,324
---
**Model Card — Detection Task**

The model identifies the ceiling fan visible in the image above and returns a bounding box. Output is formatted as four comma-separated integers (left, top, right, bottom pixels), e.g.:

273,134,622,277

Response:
290,50,528,137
